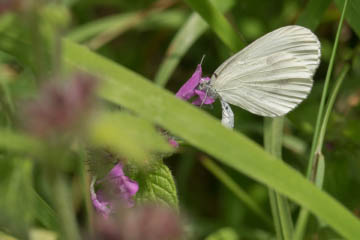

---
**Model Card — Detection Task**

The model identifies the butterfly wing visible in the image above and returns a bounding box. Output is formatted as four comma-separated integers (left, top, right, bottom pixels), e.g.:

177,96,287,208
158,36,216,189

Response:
212,25,320,117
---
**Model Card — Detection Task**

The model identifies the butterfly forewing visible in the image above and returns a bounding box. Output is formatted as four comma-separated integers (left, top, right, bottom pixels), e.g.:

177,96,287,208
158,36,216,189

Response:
211,25,320,117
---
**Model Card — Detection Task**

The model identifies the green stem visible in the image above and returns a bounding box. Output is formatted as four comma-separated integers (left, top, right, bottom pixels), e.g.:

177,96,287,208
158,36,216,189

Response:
293,64,350,240
305,0,348,179
53,173,82,240
264,117,293,240
268,190,284,240
78,146,94,238
294,1,349,239
183,0,244,52
0,82,14,128
316,64,350,152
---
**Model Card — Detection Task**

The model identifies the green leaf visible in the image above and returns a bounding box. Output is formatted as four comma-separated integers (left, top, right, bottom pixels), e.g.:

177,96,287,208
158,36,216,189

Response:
0,129,43,154
67,10,187,43
134,161,178,208
61,39,360,239
29,229,57,240
154,0,236,86
0,158,34,239
1,25,360,238
0,232,17,240
205,227,238,240
183,0,244,52
201,156,272,227
314,153,325,190
297,0,332,29
316,65,350,153
294,1,350,239
264,117,293,240
32,190,58,231
67,12,140,42
88,111,173,163
282,134,307,155
334,0,360,38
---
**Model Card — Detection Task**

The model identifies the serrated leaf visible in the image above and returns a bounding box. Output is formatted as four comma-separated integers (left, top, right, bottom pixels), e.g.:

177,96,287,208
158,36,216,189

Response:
135,161,178,208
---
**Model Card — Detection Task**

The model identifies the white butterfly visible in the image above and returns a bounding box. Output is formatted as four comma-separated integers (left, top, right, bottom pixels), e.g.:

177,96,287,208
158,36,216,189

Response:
199,25,321,128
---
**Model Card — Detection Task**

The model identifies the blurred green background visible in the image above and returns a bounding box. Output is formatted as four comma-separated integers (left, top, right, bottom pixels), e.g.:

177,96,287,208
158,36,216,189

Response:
66,0,360,238
0,0,360,239
71,0,360,239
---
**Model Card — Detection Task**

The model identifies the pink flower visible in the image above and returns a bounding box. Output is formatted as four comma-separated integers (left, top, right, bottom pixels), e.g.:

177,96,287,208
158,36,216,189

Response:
90,163,139,218
168,138,179,148
0,0,22,13
23,73,97,138
175,64,215,106
94,204,184,240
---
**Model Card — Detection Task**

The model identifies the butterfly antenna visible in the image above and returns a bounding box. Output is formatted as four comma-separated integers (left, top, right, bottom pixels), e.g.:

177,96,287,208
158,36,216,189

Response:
200,54,206,65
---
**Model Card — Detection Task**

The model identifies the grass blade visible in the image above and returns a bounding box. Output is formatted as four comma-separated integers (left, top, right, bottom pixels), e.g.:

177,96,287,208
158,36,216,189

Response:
305,0,348,180
316,64,350,152
67,12,140,42
297,0,332,29
59,39,360,239
183,0,244,52
293,1,349,239
294,64,350,240
67,10,186,44
154,0,236,86
334,0,360,38
200,156,272,227
1,26,360,239
264,117,293,240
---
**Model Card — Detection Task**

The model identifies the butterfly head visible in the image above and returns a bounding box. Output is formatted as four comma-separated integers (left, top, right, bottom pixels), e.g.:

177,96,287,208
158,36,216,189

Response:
197,77,218,100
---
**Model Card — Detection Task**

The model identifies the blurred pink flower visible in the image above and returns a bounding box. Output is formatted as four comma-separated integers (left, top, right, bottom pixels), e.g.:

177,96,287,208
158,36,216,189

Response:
23,73,97,137
168,138,179,148
0,0,22,13
91,163,138,218
94,204,184,240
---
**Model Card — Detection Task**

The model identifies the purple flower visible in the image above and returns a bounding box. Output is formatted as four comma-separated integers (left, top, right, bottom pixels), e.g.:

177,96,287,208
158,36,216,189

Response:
0,0,22,13
94,204,184,240
91,163,139,218
90,183,111,219
23,73,97,138
175,64,202,100
175,64,215,106
168,138,179,148
107,164,139,206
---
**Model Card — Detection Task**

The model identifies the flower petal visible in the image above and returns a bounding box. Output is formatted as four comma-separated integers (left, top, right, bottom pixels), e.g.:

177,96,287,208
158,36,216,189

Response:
192,89,215,105
175,64,202,100
90,178,112,218
108,163,139,207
